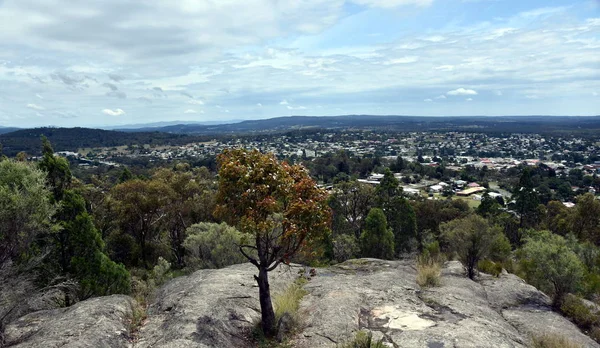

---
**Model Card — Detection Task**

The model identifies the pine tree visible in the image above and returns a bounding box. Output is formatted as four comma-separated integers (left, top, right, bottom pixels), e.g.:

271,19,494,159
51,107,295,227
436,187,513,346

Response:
360,208,395,259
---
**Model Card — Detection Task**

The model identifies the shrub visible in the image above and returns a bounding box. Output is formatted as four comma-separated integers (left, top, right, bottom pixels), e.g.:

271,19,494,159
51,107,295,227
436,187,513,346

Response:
518,230,585,308
531,333,583,348
424,241,442,262
416,254,441,288
332,234,360,263
560,294,598,330
338,331,385,348
477,259,502,277
440,215,501,280
488,233,512,263
183,222,249,269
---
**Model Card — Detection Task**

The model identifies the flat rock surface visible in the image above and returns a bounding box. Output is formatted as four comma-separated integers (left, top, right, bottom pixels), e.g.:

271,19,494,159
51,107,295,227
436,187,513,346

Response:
3,260,597,348
135,263,297,348
4,295,134,348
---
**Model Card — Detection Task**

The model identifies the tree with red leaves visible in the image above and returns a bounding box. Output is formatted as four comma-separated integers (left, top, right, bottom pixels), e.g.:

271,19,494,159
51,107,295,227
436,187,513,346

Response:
215,149,330,337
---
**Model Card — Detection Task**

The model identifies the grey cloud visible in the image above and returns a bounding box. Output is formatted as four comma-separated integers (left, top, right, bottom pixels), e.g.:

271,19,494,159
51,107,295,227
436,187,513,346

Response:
106,90,127,99
108,73,125,82
180,91,194,98
103,82,118,91
50,72,91,89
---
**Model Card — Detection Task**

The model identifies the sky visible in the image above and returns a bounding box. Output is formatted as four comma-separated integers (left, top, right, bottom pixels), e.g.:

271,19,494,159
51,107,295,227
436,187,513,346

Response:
0,0,598,128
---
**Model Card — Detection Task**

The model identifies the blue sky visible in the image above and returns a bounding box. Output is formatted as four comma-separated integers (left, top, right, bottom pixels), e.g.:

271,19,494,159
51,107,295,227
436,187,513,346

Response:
0,0,598,127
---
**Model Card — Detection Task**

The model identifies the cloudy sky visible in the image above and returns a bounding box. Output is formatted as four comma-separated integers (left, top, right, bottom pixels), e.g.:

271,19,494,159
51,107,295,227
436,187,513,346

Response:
0,0,598,127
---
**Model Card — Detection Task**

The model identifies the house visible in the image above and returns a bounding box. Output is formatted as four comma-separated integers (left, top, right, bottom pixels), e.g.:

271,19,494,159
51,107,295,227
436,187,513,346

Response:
467,182,480,188
429,184,444,193
454,180,467,188
457,187,487,196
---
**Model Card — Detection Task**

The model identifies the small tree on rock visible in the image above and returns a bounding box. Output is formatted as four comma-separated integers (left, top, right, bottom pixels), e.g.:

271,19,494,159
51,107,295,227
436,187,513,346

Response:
441,214,501,280
214,149,330,337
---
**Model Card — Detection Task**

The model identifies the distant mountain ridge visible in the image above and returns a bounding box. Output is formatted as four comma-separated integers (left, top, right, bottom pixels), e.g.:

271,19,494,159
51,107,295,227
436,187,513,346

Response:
119,115,600,135
0,126,20,135
2,115,600,156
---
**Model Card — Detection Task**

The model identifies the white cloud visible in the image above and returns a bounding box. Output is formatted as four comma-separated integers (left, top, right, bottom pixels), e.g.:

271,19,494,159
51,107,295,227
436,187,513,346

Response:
35,93,43,99
287,105,306,110
102,108,125,116
593,92,598,97
434,95,446,99
184,109,197,114
27,103,44,110
188,99,204,105
351,0,433,9
279,99,289,105
383,56,419,65
424,98,433,102
256,103,263,107
447,88,478,96
525,95,539,99
495,90,503,96
466,98,473,101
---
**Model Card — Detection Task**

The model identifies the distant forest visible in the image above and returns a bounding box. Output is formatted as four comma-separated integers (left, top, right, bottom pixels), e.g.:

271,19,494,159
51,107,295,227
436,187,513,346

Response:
0,128,206,156
2,115,600,156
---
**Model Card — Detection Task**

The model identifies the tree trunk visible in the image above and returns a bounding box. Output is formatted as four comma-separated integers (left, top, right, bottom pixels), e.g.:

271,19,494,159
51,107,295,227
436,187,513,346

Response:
256,266,276,337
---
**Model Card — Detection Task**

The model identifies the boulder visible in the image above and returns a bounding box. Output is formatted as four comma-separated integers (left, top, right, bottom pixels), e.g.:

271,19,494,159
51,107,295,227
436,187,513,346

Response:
4,295,134,348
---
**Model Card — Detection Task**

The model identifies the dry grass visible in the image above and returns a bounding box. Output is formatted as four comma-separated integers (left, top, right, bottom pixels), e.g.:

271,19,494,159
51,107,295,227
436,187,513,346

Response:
416,256,442,288
273,277,308,323
531,333,583,348
337,331,386,348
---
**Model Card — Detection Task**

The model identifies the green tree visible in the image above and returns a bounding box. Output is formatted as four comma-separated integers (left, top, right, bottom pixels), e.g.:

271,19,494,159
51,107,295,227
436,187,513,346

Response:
571,193,600,244
387,197,417,255
118,167,134,183
360,208,395,259
513,168,540,229
38,136,72,202
152,167,216,267
476,192,501,218
376,168,400,207
67,212,131,298
441,214,501,280
518,230,585,308
329,180,376,239
111,178,174,268
215,149,330,337
0,160,55,265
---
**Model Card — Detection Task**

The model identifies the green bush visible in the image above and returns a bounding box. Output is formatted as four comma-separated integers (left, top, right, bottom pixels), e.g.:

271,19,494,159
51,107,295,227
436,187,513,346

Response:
332,234,360,263
489,233,512,263
183,222,250,269
477,259,502,277
560,294,598,330
424,241,442,262
338,331,385,348
518,230,585,308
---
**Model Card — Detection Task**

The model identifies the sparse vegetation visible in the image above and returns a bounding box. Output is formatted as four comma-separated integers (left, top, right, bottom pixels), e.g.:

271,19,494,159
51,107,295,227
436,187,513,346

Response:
273,278,309,333
337,331,385,348
416,254,442,288
531,333,583,348
477,259,502,277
